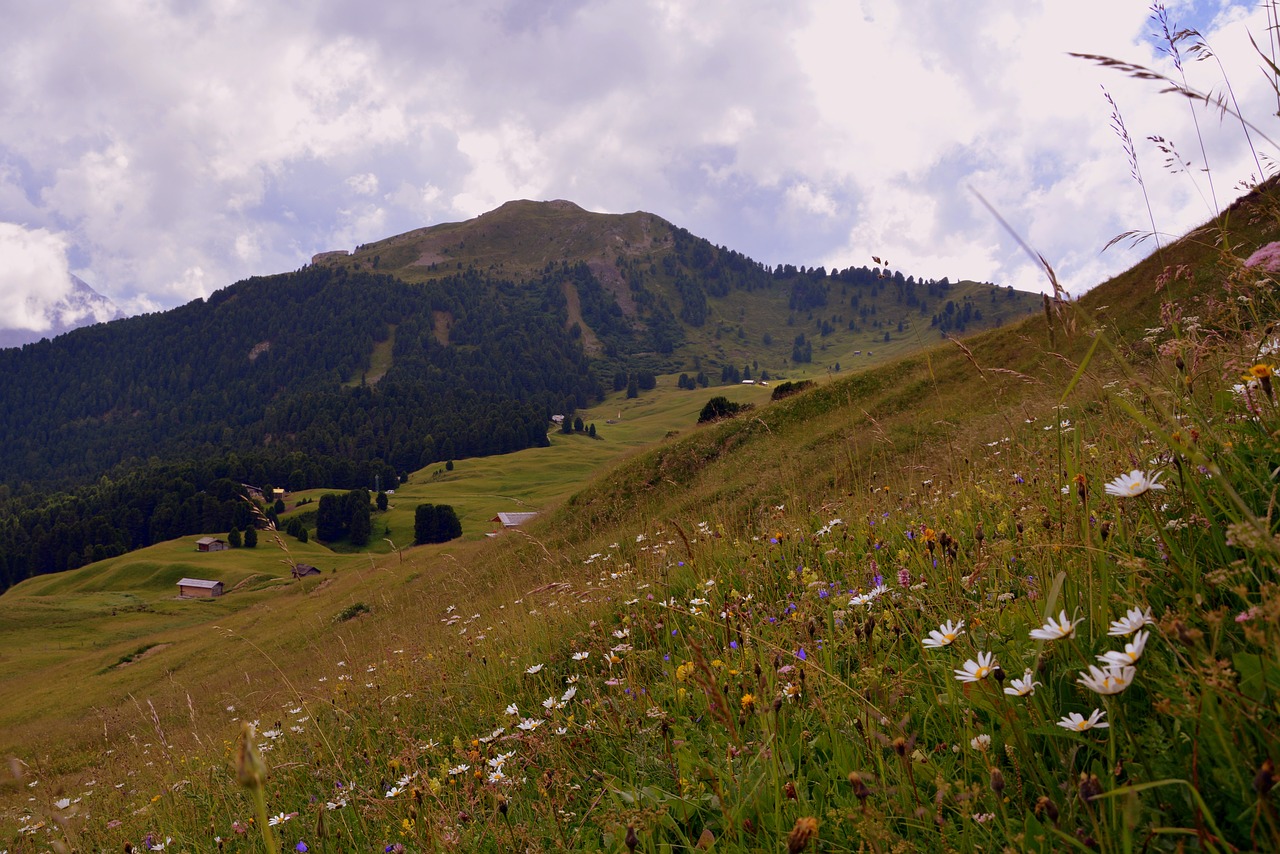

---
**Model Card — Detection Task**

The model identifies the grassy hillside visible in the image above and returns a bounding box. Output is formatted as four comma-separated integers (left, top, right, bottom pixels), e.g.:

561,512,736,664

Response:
4,189,1280,851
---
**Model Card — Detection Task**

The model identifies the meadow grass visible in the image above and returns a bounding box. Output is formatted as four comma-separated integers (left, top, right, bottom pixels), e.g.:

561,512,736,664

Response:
6,15,1280,852
5,199,1279,851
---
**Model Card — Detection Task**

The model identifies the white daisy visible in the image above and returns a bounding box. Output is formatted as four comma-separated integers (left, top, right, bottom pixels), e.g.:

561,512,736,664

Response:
1077,663,1137,695
1056,709,1109,731
921,619,965,649
954,651,998,683
1029,610,1083,641
525,663,544,675
1097,630,1149,667
1003,669,1042,697
1108,606,1154,636
1104,469,1166,498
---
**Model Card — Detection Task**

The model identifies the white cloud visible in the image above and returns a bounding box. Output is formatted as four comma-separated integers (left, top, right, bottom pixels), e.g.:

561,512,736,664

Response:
0,0,1272,320
0,223,75,332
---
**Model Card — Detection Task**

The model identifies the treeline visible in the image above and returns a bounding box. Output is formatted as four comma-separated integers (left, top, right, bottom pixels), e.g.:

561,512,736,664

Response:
0,450,397,592
0,264,603,491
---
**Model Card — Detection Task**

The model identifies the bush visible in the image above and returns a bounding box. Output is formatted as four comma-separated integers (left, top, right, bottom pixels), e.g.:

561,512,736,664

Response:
770,379,815,400
698,396,752,423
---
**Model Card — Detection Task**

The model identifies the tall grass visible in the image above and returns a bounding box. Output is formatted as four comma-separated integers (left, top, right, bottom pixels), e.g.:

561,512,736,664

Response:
6,7,1280,853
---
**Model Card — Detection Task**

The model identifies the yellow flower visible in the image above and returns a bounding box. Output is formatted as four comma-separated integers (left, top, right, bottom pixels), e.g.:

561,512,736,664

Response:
740,693,755,711
675,661,695,682
1248,363,1275,379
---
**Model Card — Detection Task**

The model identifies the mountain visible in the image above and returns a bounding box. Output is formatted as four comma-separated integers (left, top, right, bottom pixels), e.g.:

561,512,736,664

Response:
0,200,1040,589
0,274,122,349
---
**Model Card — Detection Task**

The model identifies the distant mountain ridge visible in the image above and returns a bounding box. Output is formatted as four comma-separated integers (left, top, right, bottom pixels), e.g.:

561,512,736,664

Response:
0,275,122,349
0,199,1040,492
0,199,1041,588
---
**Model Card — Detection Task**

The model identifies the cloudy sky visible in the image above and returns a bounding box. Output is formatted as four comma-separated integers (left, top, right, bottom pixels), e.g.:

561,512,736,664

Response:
0,0,1273,339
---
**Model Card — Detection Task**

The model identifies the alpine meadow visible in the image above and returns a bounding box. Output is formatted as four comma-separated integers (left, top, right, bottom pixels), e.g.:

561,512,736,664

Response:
5,11,1280,854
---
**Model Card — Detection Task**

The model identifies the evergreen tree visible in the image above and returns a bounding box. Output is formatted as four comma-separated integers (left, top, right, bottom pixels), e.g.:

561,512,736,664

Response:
228,527,242,548
415,503,438,545
376,491,388,512
243,526,258,548
626,376,639,398
349,499,372,546
316,494,344,542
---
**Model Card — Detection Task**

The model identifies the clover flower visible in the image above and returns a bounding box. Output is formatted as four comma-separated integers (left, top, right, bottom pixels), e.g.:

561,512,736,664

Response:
954,651,998,683
1029,610,1082,641
1097,630,1149,667
1077,663,1136,695
971,734,991,752
1108,606,1154,636
1104,469,1165,498
921,619,965,649
1056,709,1108,731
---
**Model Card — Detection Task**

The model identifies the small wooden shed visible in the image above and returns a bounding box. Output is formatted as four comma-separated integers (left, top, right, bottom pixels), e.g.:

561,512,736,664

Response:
491,511,538,530
177,578,224,598
195,537,228,552
291,564,321,579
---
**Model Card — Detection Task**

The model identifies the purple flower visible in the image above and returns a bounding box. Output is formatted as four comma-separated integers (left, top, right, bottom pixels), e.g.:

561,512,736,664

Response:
296,843,309,853
729,640,738,649
818,588,829,598
897,568,910,586
873,574,883,587
795,647,807,661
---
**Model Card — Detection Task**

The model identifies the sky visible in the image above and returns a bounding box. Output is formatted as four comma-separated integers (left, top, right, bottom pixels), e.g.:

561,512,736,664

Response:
0,0,1275,339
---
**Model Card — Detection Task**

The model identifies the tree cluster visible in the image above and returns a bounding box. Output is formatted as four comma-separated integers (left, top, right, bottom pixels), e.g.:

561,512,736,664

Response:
414,504,462,545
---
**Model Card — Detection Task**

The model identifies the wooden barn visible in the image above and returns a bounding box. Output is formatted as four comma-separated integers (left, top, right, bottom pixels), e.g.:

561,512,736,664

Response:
491,511,539,530
177,578,224,598
195,537,228,552
291,564,322,579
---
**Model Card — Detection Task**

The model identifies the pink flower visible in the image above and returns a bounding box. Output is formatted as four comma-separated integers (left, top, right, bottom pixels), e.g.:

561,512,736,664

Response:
1245,241,1280,271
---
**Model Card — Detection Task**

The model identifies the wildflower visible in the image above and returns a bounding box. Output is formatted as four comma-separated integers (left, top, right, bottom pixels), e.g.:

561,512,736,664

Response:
384,786,402,798
921,619,965,649
1077,663,1136,695
296,843,309,853
741,693,755,711
786,816,818,853
447,764,469,776
970,734,991,751
783,682,802,702
1244,240,1280,271
268,812,292,826
516,718,544,731
954,651,998,683
1003,669,1041,697
1108,606,1154,636
525,664,544,675
1098,630,1149,666
571,651,589,661
504,703,519,716
1104,469,1165,498
1057,709,1108,732
1245,364,1275,399
561,685,577,703
1029,610,1082,641
849,584,887,606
